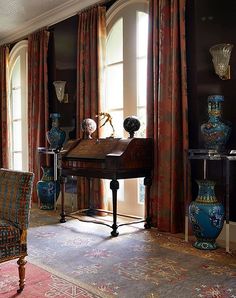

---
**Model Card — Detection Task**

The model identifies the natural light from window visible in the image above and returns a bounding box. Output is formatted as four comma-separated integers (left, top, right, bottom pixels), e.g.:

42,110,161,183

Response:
103,1,148,216
105,18,124,138
9,40,28,171
11,57,23,170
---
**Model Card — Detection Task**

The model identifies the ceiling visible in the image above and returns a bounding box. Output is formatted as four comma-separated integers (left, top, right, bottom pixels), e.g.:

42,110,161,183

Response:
0,0,99,45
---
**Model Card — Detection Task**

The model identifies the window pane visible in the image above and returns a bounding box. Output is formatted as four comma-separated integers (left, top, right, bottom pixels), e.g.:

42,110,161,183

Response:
137,11,148,58
9,41,28,172
137,57,147,107
13,152,22,171
106,64,123,110
11,57,21,88
12,88,21,119
13,120,22,151
107,18,123,65
137,107,146,138
110,110,124,138
104,179,124,201
138,178,145,204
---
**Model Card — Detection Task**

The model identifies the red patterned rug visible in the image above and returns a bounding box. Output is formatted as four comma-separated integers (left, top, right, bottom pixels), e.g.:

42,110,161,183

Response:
0,260,101,298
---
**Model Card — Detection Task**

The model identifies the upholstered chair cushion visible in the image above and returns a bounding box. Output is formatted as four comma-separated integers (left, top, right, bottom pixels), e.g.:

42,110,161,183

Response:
0,169,34,292
0,219,21,245
0,169,33,230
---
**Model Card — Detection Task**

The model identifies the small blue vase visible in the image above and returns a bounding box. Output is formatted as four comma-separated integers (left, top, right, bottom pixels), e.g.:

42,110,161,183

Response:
46,113,66,149
189,180,225,250
200,95,231,152
37,166,60,210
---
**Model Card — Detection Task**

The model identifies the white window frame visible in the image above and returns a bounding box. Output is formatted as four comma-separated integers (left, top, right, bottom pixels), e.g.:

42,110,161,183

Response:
103,0,148,217
8,40,28,171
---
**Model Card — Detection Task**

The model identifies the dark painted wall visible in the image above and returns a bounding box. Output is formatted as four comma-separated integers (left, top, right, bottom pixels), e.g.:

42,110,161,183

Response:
48,16,77,128
46,1,236,221
186,0,236,221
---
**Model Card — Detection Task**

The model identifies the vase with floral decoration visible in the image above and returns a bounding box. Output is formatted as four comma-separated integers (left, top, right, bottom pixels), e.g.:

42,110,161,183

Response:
189,180,224,250
37,166,60,210
200,95,231,152
46,113,66,150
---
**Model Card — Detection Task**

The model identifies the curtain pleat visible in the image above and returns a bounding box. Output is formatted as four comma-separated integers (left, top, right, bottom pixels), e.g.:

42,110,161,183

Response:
147,0,190,233
0,45,9,168
28,30,50,203
76,6,107,210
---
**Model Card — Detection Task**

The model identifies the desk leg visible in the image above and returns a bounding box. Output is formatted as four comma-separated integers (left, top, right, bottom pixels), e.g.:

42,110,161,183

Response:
60,176,66,223
86,177,93,215
110,179,119,237
144,176,152,229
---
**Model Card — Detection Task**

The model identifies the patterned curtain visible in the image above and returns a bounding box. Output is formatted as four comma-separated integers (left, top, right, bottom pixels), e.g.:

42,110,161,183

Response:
28,30,50,202
76,6,106,210
0,45,9,168
146,0,189,233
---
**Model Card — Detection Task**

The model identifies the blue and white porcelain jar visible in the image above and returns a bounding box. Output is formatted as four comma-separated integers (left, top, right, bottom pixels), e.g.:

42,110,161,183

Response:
46,113,66,149
200,95,231,152
189,180,224,250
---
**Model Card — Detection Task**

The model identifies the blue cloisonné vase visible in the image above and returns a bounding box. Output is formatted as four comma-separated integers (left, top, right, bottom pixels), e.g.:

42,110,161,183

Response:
37,166,60,210
189,180,224,250
46,113,66,150
200,95,231,152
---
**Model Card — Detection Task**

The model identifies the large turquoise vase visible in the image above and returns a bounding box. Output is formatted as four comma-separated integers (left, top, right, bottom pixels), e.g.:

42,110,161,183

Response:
46,113,66,150
200,95,231,152
189,180,225,250
37,166,60,210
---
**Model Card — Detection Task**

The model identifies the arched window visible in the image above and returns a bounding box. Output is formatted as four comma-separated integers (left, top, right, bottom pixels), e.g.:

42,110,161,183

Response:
8,40,28,171
102,0,148,217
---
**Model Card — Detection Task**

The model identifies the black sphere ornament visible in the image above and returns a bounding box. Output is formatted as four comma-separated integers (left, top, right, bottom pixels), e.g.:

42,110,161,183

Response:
123,116,140,138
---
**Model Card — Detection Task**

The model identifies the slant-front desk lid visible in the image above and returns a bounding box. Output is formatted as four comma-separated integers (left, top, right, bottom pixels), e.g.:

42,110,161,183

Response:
62,138,152,161
63,138,123,160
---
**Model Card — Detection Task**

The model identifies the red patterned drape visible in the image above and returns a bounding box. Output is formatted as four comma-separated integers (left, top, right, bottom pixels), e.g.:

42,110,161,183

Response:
147,0,189,233
0,45,9,168
76,6,106,210
28,30,50,202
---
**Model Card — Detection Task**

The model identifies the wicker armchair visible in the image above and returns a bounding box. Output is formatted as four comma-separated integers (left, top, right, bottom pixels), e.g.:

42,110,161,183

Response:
0,169,34,292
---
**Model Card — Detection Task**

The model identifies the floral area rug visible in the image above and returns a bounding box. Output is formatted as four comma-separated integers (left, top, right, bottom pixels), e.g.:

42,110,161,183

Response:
25,209,236,298
0,260,101,298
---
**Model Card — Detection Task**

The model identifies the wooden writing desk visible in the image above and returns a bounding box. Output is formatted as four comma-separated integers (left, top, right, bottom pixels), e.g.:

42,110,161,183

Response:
60,137,153,236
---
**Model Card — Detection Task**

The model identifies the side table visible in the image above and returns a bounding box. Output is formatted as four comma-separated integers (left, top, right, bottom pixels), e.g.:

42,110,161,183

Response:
225,150,236,252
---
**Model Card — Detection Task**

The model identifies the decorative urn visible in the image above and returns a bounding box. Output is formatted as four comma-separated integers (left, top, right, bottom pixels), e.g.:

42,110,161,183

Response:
189,180,225,250
37,166,60,210
200,95,231,152
46,113,66,150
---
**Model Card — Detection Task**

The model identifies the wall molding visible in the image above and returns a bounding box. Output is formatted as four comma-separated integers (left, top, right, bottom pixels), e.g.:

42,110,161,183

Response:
0,0,99,45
